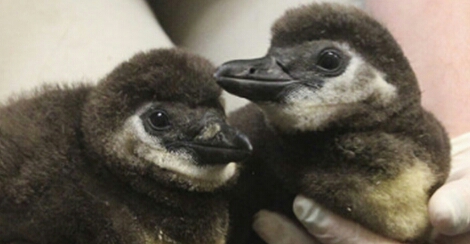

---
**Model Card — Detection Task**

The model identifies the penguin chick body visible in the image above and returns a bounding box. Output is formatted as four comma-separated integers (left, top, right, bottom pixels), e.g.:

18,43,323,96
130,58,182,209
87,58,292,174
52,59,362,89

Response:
215,3,450,244
0,48,252,244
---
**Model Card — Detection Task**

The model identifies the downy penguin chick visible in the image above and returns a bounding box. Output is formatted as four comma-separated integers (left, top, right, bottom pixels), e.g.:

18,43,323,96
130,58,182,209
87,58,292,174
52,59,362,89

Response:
215,3,450,243
0,48,252,244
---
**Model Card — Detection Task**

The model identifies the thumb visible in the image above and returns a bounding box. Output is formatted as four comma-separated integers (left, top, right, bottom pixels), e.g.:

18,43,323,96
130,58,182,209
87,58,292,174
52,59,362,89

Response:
293,195,400,244
429,133,470,236
429,178,470,235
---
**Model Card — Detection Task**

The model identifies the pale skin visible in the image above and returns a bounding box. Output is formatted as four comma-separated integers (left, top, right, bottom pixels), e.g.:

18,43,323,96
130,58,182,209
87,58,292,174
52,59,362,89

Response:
254,0,470,243
368,0,470,138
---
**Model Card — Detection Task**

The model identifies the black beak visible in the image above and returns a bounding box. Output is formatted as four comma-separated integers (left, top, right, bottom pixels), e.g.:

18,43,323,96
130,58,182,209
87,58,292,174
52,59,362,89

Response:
170,122,252,166
214,56,299,102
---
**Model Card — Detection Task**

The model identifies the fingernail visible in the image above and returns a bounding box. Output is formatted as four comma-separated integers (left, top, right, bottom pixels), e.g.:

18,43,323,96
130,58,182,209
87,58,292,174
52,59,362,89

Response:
293,195,328,230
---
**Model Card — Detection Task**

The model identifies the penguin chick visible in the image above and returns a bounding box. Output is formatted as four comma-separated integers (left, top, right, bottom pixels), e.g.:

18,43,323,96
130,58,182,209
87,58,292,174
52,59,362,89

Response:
215,3,450,243
0,48,252,244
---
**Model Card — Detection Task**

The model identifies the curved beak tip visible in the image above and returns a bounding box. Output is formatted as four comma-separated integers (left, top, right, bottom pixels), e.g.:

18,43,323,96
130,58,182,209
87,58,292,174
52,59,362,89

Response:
214,65,228,80
238,133,253,153
183,124,253,166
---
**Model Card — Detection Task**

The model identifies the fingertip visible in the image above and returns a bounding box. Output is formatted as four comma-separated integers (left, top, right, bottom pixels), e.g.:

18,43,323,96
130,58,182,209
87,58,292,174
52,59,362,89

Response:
252,210,271,241
293,195,331,233
252,209,319,244
293,194,316,220
429,181,470,235
429,192,458,235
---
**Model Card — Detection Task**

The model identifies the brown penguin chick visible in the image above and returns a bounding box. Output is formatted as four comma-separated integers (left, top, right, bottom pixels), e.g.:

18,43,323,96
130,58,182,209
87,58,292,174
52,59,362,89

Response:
0,48,252,244
215,3,450,244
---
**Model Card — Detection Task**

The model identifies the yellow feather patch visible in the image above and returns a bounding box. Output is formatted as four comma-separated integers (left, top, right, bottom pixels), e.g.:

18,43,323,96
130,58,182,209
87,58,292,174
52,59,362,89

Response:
363,161,435,241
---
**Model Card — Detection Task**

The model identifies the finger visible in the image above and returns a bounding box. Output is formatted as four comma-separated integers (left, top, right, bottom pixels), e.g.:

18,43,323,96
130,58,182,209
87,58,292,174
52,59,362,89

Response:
293,195,400,244
252,210,320,244
429,177,470,235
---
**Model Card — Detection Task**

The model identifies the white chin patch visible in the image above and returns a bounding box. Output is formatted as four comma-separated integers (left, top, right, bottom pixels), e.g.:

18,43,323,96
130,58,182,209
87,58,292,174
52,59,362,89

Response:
260,102,350,132
260,43,397,132
111,114,238,191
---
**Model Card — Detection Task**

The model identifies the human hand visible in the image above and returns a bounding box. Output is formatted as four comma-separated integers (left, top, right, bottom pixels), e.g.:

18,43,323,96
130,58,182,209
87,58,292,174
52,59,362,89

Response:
253,197,400,244
252,133,470,244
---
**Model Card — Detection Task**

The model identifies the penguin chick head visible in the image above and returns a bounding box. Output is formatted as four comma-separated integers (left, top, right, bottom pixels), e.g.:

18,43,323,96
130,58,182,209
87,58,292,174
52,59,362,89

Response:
82,49,252,192
216,3,421,132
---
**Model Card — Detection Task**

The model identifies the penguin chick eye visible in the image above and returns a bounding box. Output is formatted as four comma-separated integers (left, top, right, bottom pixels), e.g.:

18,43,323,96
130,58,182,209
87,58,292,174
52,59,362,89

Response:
147,110,171,131
317,50,342,71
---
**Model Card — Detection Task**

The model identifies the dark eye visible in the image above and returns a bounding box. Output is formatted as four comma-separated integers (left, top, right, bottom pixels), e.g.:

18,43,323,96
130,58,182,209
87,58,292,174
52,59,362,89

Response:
317,50,342,71
147,110,171,130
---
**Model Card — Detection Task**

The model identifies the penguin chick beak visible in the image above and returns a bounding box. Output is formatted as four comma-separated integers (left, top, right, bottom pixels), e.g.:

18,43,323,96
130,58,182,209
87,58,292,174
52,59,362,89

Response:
176,122,252,166
194,123,252,165
214,56,299,102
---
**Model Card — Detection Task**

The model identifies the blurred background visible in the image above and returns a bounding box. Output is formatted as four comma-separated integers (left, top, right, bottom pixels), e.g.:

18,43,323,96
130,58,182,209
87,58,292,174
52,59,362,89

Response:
3,0,468,137
0,0,363,112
